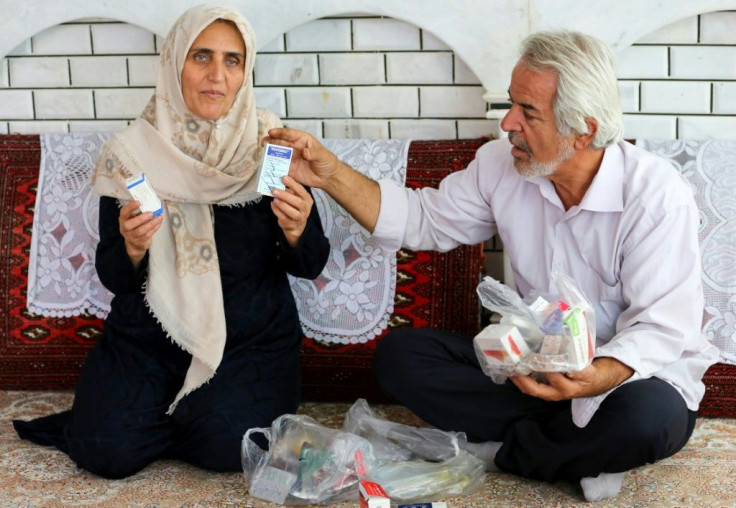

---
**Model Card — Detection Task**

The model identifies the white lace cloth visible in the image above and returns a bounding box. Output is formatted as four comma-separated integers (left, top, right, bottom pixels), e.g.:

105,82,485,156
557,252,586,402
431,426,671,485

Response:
637,140,736,365
28,133,409,345
292,139,409,344
27,133,113,318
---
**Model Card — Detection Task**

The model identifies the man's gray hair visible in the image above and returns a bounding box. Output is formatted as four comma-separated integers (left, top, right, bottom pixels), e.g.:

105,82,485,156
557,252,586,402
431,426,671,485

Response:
520,31,623,149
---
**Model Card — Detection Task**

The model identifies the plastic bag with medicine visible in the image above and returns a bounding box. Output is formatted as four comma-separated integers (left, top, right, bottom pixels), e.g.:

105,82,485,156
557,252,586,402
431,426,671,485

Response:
241,413,374,505
344,399,485,503
241,399,485,505
473,271,596,384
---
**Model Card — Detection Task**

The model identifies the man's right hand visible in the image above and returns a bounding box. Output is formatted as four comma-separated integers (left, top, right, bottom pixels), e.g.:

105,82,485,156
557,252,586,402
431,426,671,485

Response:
263,127,341,190
263,127,382,232
119,201,163,268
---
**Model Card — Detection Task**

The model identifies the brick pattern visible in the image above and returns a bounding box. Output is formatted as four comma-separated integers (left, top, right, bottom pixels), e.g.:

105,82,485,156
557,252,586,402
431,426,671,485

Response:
619,11,736,140
0,16,495,139
2,12,736,276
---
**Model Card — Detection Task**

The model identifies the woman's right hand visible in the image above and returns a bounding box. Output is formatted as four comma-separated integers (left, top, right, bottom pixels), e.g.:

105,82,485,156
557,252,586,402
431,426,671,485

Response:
119,201,163,268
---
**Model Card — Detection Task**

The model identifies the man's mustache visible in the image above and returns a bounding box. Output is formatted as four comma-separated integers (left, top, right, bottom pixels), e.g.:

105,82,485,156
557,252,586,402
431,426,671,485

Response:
508,132,531,154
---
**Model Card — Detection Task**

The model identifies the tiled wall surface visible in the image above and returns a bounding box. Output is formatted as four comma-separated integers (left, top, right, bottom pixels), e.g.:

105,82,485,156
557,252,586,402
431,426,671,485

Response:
0,16,493,140
616,12,736,139
3,12,734,140
1,12,735,280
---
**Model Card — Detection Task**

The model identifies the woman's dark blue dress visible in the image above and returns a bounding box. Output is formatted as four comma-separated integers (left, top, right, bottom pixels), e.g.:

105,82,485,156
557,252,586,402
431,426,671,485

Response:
14,194,330,478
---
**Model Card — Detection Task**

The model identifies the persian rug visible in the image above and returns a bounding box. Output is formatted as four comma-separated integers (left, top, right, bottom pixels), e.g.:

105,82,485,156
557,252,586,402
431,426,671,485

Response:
2,390,736,508
0,136,102,390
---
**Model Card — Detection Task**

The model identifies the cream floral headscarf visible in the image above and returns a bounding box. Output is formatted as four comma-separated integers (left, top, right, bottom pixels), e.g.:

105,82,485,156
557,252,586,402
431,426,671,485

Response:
92,4,282,414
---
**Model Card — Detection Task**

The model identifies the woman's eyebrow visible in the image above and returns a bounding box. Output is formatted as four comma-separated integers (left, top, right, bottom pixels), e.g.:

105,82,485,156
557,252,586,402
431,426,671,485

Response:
188,47,245,59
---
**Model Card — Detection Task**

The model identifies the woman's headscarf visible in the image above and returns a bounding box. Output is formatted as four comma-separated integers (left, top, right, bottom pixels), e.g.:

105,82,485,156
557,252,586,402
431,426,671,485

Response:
92,4,282,414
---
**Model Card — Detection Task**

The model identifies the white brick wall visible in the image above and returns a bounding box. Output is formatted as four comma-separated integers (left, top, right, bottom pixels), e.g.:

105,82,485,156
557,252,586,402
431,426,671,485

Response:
70,56,127,86
623,115,677,139
95,88,153,118
286,87,352,118
615,11,736,139
640,82,710,114
0,90,33,118
386,53,453,84
2,11,735,290
679,116,736,139
617,46,669,78
700,11,736,43
128,56,159,86
319,53,385,85
9,57,69,87
353,87,419,117
285,19,351,51
714,82,736,114
91,24,155,54
390,119,455,139
352,19,420,50
1,12,735,142
637,17,697,44
420,87,486,117
34,89,95,118
0,60,8,87
254,88,286,118
670,46,736,79
323,119,389,139
33,25,92,55
255,54,319,85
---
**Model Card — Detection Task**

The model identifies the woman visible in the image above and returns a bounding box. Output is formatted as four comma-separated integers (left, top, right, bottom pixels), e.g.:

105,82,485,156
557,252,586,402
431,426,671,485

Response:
13,5,330,479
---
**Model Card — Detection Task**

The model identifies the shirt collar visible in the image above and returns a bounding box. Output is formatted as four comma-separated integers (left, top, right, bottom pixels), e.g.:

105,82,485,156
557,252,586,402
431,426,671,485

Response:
579,142,624,212
527,142,625,213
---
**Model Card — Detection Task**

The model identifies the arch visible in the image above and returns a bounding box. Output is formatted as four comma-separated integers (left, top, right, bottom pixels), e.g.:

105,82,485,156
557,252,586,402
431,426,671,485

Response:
2,0,736,98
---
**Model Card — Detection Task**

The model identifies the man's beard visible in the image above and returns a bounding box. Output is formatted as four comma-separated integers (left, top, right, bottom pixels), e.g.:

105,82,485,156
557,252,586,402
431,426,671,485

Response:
509,133,574,179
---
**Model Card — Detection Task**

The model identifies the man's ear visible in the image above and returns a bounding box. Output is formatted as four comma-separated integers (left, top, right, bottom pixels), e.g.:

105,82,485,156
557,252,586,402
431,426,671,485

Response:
574,117,598,150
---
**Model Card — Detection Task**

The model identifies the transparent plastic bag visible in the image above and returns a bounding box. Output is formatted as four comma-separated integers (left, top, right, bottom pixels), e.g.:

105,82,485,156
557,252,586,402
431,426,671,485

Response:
343,398,466,462
475,271,596,383
344,399,485,503
242,413,373,505
366,452,485,502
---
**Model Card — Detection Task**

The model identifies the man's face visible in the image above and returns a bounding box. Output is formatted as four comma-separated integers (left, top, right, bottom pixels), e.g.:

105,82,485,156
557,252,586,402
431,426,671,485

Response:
500,62,574,178
181,20,246,121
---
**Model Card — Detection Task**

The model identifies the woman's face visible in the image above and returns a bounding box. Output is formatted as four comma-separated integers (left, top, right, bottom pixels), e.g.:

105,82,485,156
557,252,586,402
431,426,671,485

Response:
181,20,246,120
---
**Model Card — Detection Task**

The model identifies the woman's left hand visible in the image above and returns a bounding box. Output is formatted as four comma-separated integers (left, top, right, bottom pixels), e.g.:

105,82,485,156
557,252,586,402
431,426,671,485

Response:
271,175,314,248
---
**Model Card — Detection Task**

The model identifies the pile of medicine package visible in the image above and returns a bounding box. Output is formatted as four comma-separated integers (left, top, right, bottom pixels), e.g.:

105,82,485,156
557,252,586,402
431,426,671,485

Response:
473,274,595,384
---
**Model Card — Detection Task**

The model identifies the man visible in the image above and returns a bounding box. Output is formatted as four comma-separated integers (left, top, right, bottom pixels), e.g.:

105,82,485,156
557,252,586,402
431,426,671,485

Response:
265,31,719,501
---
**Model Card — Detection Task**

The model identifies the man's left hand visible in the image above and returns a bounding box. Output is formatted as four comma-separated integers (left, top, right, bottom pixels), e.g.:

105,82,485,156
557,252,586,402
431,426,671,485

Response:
510,357,634,401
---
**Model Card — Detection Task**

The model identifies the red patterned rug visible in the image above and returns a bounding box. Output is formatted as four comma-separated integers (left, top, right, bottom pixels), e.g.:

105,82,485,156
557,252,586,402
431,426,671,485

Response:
1,135,734,416
0,136,103,390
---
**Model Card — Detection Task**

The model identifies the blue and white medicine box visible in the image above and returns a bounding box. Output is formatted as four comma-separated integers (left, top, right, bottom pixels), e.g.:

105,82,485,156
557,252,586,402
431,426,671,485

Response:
125,173,163,217
256,143,293,196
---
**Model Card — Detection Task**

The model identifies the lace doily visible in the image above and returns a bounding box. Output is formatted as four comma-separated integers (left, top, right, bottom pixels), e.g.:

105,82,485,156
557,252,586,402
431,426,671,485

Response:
637,140,736,364
27,133,113,318
28,133,409,344
290,139,410,344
